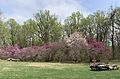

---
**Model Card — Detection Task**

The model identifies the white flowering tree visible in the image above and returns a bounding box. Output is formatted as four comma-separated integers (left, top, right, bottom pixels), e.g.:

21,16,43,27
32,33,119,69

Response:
64,32,88,62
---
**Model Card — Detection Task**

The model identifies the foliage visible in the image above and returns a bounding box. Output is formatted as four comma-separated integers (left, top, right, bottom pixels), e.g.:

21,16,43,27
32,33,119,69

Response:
52,32,89,62
0,7,120,61
0,43,55,61
34,10,62,44
64,11,83,36
86,36,112,61
0,32,88,62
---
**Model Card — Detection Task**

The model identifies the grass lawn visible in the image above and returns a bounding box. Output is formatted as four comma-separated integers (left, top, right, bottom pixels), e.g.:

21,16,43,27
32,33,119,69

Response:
0,60,120,79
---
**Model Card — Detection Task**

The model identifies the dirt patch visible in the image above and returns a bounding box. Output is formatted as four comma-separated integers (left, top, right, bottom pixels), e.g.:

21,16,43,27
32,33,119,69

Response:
28,63,75,69
2,67,11,71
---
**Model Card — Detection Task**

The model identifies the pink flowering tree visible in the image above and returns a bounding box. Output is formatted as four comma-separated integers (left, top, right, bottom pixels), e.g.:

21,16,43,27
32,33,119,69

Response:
86,36,112,62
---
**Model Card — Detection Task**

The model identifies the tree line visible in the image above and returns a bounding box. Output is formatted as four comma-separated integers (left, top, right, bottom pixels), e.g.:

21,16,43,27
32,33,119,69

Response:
0,7,120,60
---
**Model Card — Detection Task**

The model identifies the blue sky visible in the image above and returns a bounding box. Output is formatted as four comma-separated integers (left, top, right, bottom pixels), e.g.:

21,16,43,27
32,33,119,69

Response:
0,0,120,24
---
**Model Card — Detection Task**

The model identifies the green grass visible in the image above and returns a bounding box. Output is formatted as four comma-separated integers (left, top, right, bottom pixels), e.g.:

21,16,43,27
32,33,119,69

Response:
0,60,120,79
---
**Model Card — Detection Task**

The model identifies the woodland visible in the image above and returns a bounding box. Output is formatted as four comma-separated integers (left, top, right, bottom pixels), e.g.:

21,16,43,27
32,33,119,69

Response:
0,7,120,62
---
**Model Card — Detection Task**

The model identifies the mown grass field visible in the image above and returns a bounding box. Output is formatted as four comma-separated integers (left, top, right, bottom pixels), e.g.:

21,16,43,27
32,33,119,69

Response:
0,60,120,79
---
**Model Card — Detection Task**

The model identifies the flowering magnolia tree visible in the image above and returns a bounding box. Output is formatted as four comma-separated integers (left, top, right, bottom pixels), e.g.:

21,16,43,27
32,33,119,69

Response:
64,32,89,62
86,36,112,62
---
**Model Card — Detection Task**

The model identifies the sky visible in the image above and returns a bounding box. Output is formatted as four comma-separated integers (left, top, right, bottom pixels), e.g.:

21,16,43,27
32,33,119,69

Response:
0,0,120,24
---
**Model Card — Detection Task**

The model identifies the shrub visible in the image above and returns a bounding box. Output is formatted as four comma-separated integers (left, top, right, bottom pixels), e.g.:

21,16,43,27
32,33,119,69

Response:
0,32,112,63
86,36,112,62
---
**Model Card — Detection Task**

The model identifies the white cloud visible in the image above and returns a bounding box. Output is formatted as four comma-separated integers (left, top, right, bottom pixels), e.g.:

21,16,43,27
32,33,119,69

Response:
41,0,89,22
0,0,89,24
5,14,29,24
44,1,79,20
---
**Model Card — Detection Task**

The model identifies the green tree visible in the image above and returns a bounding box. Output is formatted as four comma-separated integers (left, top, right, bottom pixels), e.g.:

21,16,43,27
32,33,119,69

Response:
0,12,10,46
6,18,20,46
22,19,37,46
34,10,61,44
64,11,83,36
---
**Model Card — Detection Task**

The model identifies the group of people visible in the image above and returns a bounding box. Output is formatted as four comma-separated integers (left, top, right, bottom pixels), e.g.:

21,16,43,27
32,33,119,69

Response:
90,58,119,71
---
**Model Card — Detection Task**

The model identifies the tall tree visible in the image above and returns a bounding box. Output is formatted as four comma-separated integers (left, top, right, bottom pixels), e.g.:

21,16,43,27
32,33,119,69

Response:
0,12,10,46
6,18,20,46
80,15,95,36
93,11,107,42
109,7,116,59
34,10,61,44
64,11,83,36
23,19,37,46
113,7,120,59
